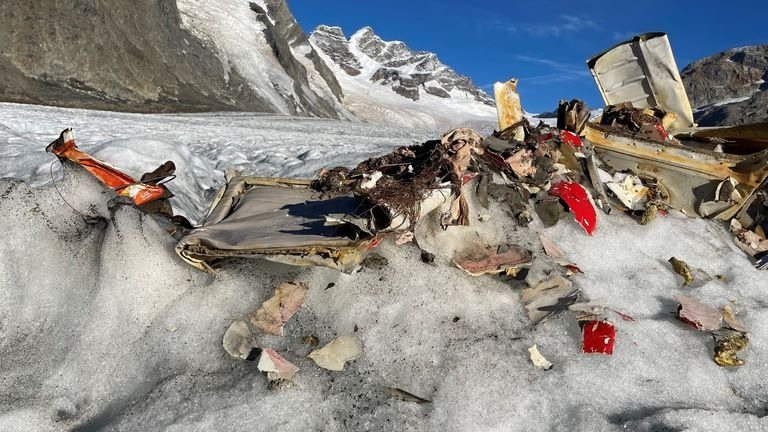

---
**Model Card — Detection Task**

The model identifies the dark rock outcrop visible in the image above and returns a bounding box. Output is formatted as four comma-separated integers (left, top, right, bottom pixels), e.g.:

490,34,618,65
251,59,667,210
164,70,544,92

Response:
681,45,768,126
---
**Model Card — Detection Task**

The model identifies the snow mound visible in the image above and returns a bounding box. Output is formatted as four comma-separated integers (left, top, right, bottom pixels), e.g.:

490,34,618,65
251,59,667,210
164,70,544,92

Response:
0,103,766,431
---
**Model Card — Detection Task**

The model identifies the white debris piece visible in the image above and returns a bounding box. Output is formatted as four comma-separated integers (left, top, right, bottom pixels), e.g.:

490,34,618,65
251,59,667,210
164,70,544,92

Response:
528,345,553,371
308,336,363,371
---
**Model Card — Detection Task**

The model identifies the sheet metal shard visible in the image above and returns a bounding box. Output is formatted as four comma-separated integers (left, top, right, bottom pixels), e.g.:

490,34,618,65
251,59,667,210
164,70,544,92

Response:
549,181,597,235
258,348,300,383
675,295,723,331
605,174,649,211
582,320,616,355
521,276,580,324
383,387,432,404
668,257,694,286
539,234,565,259
222,320,259,361
528,345,553,370
453,243,533,276
309,336,363,371
249,282,309,336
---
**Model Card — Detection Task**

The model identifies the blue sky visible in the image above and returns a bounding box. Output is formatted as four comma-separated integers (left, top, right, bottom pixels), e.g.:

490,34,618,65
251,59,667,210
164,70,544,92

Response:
290,0,768,113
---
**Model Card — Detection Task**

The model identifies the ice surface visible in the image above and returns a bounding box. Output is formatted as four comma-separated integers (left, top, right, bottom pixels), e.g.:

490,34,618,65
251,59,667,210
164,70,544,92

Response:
0,103,766,431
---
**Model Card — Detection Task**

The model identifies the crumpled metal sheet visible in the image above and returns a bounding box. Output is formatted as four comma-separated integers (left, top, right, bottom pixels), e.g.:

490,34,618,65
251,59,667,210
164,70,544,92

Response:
587,32,694,129
521,276,580,324
453,243,533,276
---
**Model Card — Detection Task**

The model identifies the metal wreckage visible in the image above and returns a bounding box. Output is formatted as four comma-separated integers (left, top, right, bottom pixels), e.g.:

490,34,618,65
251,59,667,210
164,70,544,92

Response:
46,32,764,374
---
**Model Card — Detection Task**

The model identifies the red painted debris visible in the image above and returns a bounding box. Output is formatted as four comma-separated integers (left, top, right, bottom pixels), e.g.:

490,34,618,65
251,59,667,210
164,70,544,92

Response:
462,172,478,185
367,238,383,250
563,263,583,274
559,130,583,147
549,181,597,235
655,124,669,141
582,320,615,355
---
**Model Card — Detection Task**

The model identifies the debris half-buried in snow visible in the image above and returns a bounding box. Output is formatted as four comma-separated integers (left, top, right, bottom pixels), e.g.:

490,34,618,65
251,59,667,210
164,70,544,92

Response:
258,348,300,384
528,345,553,370
249,281,309,336
383,387,432,404
453,243,533,276
308,336,363,371
222,320,260,361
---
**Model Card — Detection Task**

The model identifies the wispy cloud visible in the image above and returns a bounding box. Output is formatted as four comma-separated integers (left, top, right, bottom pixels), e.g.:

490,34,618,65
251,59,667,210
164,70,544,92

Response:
515,55,591,85
504,15,600,38
611,31,640,42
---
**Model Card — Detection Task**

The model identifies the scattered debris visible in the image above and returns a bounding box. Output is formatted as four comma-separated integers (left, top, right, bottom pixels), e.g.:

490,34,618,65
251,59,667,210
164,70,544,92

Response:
675,295,725,331
309,336,363,371
249,282,308,336
528,345,553,370
222,320,259,361
668,257,694,286
581,319,616,355
383,386,432,404
258,348,299,385
453,243,533,276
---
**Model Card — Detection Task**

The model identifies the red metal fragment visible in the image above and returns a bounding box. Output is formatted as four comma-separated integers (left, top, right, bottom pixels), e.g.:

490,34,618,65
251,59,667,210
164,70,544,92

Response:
582,320,615,355
559,130,583,147
462,172,478,185
549,181,597,235
563,263,583,274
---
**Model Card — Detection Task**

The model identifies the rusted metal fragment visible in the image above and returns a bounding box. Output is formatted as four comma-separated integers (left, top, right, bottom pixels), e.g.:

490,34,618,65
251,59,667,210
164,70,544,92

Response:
668,257,694,286
713,333,749,367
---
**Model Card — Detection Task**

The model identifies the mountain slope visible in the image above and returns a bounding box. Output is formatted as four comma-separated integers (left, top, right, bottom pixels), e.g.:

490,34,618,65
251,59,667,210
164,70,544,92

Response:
0,0,346,117
310,26,496,130
681,45,768,126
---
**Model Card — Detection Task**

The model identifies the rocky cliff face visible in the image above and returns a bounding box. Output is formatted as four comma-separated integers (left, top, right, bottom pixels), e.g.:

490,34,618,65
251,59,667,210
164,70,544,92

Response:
309,26,496,130
312,26,493,106
681,45,768,126
0,0,346,117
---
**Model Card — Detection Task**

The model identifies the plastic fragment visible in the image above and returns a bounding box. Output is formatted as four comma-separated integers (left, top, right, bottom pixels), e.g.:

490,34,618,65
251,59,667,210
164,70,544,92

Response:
222,320,260,361
528,345,553,370
258,348,299,384
549,181,597,235
581,320,615,355
668,257,694,286
309,336,363,371
383,387,432,404
249,281,309,336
